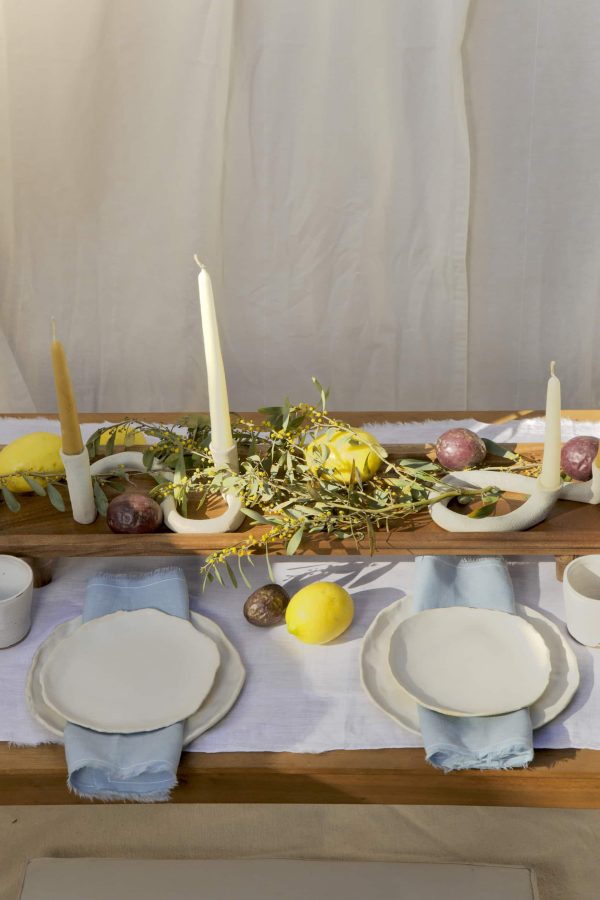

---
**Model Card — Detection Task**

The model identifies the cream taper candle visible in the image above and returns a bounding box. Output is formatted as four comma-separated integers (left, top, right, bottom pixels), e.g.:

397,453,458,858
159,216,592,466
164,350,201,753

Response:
539,361,562,491
195,257,233,452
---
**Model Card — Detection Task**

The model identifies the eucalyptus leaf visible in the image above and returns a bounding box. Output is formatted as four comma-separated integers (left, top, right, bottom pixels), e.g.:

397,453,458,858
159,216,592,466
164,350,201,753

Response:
175,450,186,480
366,519,376,555
311,376,330,411
47,483,66,513
265,544,275,583
293,504,318,517
86,437,99,460
241,507,272,525
237,555,251,589
23,475,46,497
224,560,238,589
1,487,20,512
104,429,117,457
468,500,499,519
482,438,519,461
282,397,292,431
92,481,108,516
399,458,439,471
286,526,304,556
142,448,155,469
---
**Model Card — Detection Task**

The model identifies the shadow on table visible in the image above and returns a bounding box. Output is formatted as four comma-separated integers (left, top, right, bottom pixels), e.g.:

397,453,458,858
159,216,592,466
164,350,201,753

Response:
277,559,405,645
531,748,578,768
276,558,400,594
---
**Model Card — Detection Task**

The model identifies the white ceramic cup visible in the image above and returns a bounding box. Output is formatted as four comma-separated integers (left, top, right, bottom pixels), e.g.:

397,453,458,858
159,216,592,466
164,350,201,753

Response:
563,555,600,646
0,555,34,649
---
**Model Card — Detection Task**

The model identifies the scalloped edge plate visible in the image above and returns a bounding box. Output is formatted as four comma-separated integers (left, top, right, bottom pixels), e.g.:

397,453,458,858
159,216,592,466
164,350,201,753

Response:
388,606,551,717
361,597,579,733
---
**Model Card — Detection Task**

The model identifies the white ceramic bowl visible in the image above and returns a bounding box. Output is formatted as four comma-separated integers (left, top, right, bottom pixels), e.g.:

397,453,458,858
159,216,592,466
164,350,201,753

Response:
563,555,600,646
0,555,34,648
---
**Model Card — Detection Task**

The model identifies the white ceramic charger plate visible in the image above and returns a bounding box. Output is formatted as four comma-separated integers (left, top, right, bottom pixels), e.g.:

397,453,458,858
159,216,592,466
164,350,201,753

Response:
361,596,579,733
388,606,552,717
27,611,245,744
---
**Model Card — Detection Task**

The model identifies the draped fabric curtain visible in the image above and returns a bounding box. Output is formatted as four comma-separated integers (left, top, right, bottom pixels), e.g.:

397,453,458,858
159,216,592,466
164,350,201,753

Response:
1,1,599,413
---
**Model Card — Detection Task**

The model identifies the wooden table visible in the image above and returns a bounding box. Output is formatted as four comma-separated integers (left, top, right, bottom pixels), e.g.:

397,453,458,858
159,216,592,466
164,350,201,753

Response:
2,409,600,807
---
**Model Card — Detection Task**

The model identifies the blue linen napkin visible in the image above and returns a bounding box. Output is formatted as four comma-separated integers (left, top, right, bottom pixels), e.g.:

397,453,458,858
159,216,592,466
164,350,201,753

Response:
413,556,534,772
64,567,189,801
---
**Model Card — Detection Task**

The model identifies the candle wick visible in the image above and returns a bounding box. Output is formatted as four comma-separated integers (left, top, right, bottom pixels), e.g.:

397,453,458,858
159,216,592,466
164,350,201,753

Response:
550,360,556,377
51,317,57,342
193,254,205,270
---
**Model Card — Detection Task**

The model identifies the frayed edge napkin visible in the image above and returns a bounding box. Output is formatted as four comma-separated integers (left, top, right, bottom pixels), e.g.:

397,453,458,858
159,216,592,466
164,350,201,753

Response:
65,567,189,801
413,556,534,772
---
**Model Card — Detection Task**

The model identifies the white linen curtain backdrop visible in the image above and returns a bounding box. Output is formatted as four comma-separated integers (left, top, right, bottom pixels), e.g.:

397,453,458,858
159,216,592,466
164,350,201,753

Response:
1,0,599,414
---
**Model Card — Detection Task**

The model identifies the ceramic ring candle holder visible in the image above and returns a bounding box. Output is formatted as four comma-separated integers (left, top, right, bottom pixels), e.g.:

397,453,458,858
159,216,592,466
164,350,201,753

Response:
89,449,245,534
429,469,561,533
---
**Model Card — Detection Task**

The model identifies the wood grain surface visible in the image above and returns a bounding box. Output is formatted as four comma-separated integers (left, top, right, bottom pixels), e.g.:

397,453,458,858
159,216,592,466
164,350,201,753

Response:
1,744,599,807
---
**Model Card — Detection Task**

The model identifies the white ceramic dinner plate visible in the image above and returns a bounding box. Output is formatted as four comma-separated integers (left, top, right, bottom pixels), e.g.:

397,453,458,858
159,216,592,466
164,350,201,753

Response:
38,609,221,733
361,597,579,732
27,612,245,745
388,606,551,717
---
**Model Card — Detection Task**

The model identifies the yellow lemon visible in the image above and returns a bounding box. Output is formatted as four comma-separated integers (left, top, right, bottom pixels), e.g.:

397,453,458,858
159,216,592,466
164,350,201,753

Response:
0,432,64,493
286,581,354,644
305,428,384,484
99,426,146,449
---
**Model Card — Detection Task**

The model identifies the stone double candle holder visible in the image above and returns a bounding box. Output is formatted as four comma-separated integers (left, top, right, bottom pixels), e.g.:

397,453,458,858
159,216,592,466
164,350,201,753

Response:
430,462,600,533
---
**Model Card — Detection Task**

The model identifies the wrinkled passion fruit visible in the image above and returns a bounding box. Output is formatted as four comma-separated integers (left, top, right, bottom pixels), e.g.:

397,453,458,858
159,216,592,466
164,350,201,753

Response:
243,584,290,627
107,492,163,534
435,427,487,470
561,435,599,482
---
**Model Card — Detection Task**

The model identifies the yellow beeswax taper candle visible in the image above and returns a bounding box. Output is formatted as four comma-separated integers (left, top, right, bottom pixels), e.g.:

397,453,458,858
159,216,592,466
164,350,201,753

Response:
51,320,84,455
195,256,233,452
539,361,562,491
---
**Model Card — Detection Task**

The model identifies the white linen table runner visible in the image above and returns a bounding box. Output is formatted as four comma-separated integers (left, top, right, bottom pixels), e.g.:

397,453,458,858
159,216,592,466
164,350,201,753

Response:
1,553,597,753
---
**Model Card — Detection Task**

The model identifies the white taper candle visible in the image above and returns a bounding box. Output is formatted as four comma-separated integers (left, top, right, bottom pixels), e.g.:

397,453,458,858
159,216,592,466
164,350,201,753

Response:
195,257,233,452
539,361,562,491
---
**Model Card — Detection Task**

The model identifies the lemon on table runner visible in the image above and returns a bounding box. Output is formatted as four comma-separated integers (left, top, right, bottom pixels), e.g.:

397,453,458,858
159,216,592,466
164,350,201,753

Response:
99,426,147,449
0,432,64,493
286,582,354,644
305,428,384,484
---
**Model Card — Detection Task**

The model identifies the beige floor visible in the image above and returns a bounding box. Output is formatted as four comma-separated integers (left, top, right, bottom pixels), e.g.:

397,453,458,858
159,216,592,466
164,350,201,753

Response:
2,805,600,899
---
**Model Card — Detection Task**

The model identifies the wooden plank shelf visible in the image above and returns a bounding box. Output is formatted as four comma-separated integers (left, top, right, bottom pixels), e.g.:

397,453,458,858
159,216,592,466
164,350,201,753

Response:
1,411,600,562
2,410,600,806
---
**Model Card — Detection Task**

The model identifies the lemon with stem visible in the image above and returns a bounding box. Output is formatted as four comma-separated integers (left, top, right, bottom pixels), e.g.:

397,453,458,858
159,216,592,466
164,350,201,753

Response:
305,427,384,484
